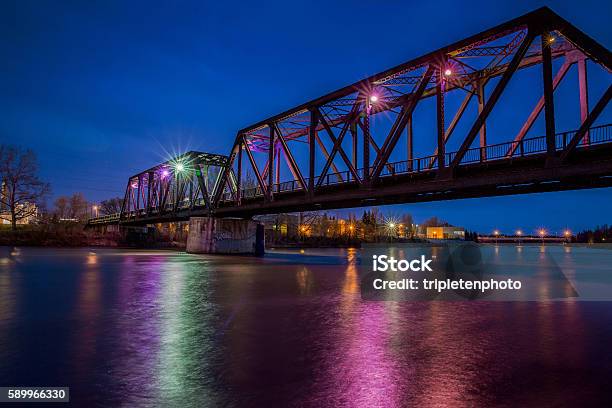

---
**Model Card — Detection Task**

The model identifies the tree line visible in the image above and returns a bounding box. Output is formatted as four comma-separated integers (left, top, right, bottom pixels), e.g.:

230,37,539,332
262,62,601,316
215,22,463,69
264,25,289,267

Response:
574,225,611,243
1,144,123,230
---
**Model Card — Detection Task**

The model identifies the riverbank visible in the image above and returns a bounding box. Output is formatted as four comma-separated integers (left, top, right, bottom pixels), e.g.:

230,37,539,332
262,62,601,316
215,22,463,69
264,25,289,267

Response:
0,227,120,247
3,226,611,250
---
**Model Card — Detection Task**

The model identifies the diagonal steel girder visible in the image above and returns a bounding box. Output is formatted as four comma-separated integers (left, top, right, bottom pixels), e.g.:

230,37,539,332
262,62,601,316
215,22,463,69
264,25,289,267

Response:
371,65,435,181
242,135,268,196
271,123,307,190
429,83,478,168
560,84,612,162
506,56,574,156
315,106,362,185
356,119,395,173
314,132,343,183
450,31,536,169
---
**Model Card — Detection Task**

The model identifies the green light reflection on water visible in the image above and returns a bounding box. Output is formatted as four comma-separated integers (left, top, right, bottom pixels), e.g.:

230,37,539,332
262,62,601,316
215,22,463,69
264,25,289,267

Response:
153,255,224,407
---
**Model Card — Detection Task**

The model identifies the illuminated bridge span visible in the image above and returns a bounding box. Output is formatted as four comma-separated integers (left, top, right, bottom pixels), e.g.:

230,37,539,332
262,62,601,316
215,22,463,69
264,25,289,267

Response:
89,7,612,226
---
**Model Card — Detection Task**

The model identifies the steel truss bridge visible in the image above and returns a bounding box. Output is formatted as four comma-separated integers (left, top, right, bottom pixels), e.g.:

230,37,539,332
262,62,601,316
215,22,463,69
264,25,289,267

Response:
89,7,612,226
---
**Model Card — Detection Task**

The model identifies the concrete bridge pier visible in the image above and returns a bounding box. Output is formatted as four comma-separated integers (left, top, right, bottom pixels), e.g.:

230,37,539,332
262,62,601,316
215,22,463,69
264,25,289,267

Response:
186,217,264,256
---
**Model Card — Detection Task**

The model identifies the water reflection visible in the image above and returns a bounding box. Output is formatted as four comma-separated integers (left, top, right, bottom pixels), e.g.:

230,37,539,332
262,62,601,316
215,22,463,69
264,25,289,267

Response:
72,251,102,379
0,270,16,327
0,247,611,406
341,251,359,296
154,259,223,406
296,267,314,295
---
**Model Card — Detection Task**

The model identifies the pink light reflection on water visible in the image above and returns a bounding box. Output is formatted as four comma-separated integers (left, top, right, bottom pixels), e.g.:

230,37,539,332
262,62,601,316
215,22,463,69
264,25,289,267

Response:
111,253,168,406
313,259,401,407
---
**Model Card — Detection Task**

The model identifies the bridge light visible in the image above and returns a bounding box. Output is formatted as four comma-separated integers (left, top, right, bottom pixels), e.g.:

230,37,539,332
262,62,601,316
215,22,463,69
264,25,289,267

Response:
369,95,378,103
493,229,499,236
539,229,546,237
161,169,169,178
388,222,395,229
444,68,452,77
564,229,571,237
516,229,522,236
175,162,185,172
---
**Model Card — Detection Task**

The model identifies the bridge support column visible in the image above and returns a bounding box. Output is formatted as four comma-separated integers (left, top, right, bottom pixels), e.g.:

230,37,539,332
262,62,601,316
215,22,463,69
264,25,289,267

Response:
186,217,264,256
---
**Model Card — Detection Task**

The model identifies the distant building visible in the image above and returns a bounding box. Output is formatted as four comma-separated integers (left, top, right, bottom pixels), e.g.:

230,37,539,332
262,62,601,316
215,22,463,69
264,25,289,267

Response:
426,226,465,240
0,201,39,225
255,214,299,238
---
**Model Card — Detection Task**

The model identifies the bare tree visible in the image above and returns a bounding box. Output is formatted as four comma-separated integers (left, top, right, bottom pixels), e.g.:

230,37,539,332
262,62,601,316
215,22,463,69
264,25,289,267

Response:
53,193,91,221
420,216,450,234
401,213,414,237
0,145,50,230
99,197,122,215
54,196,69,219
68,193,88,220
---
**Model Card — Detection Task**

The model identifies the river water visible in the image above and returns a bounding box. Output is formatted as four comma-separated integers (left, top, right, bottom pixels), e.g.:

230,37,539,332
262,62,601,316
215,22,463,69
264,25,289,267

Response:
1,246,611,407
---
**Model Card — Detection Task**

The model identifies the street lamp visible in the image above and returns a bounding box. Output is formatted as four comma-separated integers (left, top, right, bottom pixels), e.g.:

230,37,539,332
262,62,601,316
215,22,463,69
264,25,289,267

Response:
539,228,546,244
92,205,98,218
444,68,452,77
386,221,397,240
175,162,185,172
369,95,379,103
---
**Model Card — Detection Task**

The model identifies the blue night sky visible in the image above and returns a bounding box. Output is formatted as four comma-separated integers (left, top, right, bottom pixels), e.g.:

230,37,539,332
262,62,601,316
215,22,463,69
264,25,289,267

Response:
1,0,610,234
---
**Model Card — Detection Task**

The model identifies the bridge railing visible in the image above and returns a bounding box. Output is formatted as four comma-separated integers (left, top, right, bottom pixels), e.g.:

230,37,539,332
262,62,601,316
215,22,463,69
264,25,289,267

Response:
449,124,611,165
87,213,120,224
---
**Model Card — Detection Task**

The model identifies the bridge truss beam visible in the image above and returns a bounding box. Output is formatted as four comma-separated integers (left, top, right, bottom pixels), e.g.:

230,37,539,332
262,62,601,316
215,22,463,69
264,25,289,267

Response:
119,151,234,222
